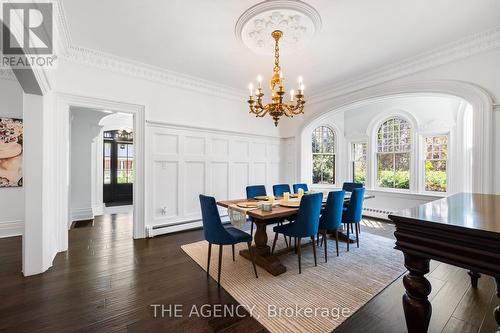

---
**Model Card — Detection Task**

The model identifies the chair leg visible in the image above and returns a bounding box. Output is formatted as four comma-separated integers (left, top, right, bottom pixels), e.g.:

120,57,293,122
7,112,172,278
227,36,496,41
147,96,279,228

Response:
311,236,317,267
289,236,292,248
271,232,279,254
207,243,212,277
323,230,328,263
283,234,289,247
297,237,302,274
320,232,324,247
347,224,350,252
250,221,254,237
294,237,297,253
232,244,235,261
358,222,361,234
316,233,320,247
355,223,359,248
247,241,258,278
217,245,223,285
351,223,354,233
335,230,339,256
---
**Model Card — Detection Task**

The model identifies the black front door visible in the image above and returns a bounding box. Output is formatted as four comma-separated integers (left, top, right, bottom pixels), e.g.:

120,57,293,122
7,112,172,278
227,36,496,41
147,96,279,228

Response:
103,130,133,206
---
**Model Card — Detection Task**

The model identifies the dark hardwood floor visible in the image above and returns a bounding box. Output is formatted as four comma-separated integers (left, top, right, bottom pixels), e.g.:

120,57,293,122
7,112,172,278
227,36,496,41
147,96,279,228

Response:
0,215,497,332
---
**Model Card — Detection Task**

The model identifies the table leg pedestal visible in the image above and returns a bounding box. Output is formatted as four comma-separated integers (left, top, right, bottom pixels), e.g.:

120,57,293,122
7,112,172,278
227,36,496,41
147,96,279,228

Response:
495,277,500,333
402,253,432,333
239,219,286,276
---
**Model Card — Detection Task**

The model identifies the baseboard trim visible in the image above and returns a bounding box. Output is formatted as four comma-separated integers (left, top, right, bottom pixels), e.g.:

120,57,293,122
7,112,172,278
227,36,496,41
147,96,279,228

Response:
71,207,94,222
92,203,104,216
103,205,133,215
0,219,23,238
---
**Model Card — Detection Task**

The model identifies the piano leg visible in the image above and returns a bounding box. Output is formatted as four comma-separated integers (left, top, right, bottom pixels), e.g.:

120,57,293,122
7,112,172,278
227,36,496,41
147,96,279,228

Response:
495,277,499,333
402,253,432,333
468,271,481,288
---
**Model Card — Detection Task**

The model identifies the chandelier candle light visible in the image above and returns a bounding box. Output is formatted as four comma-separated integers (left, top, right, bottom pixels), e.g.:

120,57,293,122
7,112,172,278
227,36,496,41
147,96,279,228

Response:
247,30,306,126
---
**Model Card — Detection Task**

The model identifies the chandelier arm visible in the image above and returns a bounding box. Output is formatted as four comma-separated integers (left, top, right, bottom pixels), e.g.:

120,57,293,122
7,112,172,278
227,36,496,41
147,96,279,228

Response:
255,105,270,118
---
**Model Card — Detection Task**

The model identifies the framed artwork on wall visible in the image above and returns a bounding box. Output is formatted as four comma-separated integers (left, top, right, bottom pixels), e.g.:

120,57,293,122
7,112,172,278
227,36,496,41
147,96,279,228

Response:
0,118,23,187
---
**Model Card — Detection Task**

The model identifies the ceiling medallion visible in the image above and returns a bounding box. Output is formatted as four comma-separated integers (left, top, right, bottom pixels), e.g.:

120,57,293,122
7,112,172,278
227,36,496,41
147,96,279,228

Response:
235,0,322,54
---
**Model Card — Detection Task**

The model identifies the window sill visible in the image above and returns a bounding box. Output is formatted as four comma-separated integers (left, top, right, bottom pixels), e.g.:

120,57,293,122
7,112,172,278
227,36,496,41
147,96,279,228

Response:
310,185,447,200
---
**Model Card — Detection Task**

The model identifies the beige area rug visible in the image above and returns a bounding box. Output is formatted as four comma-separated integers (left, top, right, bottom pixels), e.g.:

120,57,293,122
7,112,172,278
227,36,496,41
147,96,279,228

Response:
181,228,405,333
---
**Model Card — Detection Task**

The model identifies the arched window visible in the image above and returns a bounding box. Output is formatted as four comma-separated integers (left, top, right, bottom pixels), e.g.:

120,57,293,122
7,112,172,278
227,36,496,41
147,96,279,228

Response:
376,117,412,189
312,126,336,184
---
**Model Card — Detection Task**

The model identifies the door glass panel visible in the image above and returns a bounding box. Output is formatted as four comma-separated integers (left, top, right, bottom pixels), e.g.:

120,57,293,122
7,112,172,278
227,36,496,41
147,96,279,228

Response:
117,143,134,184
103,142,112,184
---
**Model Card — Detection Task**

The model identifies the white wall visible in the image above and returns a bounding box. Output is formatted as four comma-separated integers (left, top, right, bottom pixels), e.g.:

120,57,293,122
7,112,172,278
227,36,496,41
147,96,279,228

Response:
54,59,280,138
70,108,108,222
0,79,24,237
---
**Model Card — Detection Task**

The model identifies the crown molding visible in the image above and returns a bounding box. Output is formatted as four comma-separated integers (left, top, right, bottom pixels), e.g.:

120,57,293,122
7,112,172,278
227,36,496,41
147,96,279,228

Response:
494,104,500,112
54,0,72,56
63,46,245,102
310,26,500,104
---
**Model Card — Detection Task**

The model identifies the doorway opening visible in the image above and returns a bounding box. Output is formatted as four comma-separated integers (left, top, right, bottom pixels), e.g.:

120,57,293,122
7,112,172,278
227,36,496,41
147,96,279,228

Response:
69,108,135,229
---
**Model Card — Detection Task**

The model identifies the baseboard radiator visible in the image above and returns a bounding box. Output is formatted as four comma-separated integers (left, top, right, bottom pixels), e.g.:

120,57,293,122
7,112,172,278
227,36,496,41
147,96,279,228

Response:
363,207,394,220
146,215,230,237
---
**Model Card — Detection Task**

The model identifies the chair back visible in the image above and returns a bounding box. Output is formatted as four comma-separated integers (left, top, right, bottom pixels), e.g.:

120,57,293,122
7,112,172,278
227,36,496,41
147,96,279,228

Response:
342,182,363,192
199,194,230,244
321,190,346,230
294,192,323,237
293,183,309,194
246,185,267,199
343,188,365,223
273,184,291,197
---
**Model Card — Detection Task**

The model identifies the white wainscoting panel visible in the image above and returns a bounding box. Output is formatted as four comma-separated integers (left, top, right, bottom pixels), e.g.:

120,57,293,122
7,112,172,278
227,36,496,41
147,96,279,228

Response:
147,122,284,233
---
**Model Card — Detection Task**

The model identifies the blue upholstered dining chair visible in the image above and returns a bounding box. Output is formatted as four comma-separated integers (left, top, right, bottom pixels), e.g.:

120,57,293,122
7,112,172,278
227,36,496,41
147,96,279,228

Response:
199,195,258,285
342,182,364,192
271,192,323,274
342,187,365,251
293,183,309,194
318,190,346,262
273,184,291,197
246,185,267,199
246,185,288,247
245,185,266,237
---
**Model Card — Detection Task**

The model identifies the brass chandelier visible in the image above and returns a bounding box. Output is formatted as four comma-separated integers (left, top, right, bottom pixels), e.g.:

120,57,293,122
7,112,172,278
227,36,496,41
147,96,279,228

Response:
247,30,305,126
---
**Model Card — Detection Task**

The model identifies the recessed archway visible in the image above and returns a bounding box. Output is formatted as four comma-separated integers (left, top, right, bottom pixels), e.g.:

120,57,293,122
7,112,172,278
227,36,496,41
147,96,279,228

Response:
298,80,494,194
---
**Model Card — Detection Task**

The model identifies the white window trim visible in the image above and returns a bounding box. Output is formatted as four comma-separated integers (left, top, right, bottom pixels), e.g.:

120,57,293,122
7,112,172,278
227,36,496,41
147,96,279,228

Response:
420,132,450,195
311,125,338,186
348,141,368,184
367,111,419,193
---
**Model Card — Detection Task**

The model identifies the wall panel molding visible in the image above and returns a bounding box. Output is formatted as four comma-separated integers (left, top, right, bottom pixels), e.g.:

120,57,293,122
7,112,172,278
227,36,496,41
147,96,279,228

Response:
147,123,283,233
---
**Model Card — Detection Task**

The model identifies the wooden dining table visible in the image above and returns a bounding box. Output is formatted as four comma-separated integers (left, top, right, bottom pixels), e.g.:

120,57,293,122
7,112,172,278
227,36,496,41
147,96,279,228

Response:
217,192,374,276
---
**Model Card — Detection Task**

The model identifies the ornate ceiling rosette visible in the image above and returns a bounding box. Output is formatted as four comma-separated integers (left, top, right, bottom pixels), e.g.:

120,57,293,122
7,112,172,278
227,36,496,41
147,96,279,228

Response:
235,0,322,54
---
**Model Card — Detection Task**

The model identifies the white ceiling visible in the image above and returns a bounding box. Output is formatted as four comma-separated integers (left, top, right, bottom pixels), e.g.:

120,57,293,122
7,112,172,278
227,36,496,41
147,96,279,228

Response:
61,0,500,92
